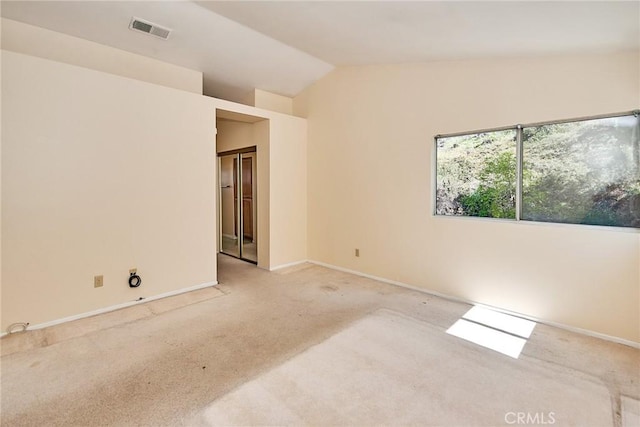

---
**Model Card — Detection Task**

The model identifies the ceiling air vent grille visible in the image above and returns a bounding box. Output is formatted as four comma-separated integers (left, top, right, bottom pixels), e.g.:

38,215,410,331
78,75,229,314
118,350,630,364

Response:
129,17,171,40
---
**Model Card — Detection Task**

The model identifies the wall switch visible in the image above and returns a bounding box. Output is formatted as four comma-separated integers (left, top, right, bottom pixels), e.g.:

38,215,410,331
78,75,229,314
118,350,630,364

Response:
129,268,137,274
94,275,103,288
355,248,360,257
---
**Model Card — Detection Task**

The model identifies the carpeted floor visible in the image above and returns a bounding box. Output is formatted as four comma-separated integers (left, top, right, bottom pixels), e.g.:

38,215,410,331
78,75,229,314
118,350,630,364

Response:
1,255,638,426
193,309,614,426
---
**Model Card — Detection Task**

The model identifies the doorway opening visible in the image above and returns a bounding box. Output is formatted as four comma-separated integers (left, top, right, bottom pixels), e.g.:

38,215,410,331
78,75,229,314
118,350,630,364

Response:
219,147,257,264
216,109,269,268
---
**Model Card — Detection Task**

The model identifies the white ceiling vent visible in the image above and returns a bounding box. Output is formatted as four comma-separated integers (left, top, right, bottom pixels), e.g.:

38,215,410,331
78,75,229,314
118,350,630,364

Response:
129,17,172,40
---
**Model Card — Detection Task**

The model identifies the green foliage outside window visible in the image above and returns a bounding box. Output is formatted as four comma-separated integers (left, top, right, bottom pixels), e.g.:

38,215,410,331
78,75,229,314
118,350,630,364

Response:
458,152,516,218
436,129,516,219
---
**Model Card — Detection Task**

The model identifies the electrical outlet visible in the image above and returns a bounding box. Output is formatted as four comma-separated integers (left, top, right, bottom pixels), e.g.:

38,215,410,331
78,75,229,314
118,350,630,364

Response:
355,248,360,257
129,268,137,274
94,275,103,288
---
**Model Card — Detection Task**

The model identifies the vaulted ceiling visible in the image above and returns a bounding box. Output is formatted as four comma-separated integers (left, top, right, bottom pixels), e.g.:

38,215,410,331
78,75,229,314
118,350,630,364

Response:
2,1,638,103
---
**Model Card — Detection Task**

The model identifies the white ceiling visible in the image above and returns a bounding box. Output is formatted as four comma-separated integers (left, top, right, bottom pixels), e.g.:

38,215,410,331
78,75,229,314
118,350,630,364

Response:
2,1,638,103
203,1,640,65
0,0,333,102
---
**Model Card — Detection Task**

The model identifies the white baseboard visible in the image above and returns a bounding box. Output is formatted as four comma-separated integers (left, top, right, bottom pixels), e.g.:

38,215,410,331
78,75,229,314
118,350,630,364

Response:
307,260,640,349
269,259,309,271
5,281,218,335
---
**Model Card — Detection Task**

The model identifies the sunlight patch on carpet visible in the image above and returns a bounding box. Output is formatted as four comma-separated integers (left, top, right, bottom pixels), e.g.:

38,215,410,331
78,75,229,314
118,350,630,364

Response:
447,306,536,359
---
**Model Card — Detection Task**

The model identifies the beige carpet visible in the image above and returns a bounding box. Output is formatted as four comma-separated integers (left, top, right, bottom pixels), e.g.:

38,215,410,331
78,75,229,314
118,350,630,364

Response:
1,255,638,426
193,309,612,426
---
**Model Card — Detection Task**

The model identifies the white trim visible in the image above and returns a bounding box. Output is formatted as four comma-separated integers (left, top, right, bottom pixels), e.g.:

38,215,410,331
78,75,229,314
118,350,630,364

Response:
269,259,309,271
307,260,640,349
432,213,640,234
19,281,219,332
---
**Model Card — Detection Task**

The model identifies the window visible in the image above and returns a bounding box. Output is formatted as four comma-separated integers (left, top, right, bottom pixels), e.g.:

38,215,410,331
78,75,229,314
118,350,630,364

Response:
522,116,639,227
436,129,516,218
435,111,639,228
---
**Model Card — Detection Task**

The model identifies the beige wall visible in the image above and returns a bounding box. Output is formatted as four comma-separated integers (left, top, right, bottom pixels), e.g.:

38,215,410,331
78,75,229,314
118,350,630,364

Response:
243,89,294,115
1,18,203,94
294,51,640,343
268,117,307,268
2,51,216,330
254,89,293,115
1,43,307,331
